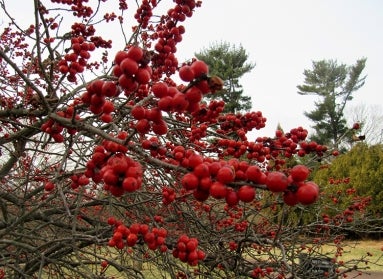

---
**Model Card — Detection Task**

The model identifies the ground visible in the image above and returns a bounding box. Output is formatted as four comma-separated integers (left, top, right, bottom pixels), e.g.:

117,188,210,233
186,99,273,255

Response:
349,271,383,278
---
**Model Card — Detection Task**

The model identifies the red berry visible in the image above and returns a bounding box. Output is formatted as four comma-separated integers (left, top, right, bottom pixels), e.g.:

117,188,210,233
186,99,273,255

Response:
122,176,139,192
120,58,139,76
191,60,208,77
193,163,210,178
102,101,115,114
216,166,235,184
290,165,310,182
44,181,55,191
107,155,129,174
185,87,202,103
158,96,173,111
146,108,162,122
100,260,108,268
225,189,239,206
77,175,90,186
209,181,227,199
114,50,129,65
102,81,118,97
193,188,210,201
152,82,169,98
265,171,289,192
283,191,299,206
246,165,263,183
135,67,151,84
131,106,146,120
181,173,199,190
199,176,212,191
52,133,64,143
126,46,143,62
237,185,255,203
59,65,69,74
352,122,360,130
296,182,319,205
152,119,168,135
127,233,138,246
90,94,105,107
179,65,195,82
332,150,340,156
135,119,151,134
172,93,189,112
187,154,204,169
186,239,198,252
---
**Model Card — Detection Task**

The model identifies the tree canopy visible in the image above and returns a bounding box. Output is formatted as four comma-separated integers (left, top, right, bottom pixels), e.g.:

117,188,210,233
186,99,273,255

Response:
313,143,383,217
297,58,367,149
195,41,254,113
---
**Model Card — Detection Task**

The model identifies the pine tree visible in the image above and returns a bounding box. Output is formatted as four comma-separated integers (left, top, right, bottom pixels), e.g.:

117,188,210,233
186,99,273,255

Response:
195,41,255,113
297,58,367,149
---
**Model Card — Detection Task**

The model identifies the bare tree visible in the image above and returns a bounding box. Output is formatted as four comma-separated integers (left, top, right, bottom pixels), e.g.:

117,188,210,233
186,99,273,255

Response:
0,1,381,279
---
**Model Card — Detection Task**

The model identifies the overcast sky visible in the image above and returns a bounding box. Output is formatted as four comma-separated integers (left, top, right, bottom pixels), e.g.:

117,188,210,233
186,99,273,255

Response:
1,0,382,139
175,0,383,137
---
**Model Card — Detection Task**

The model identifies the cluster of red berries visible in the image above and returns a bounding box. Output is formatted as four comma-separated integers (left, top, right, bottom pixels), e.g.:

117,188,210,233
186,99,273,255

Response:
141,136,168,157
172,148,263,205
58,36,95,82
217,111,267,139
178,60,209,82
298,140,328,157
162,187,176,205
217,138,264,160
275,165,320,206
69,174,90,190
84,135,143,197
71,1,93,18
169,0,200,20
134,0,156,28
191,100,225,123
251,267,274,278
329,177,350,185
153,61,208,110
189,123,207,142
113,46,152,94
81,79,119,123
216,205,247,231
154,83,196,114
172,146,319,207
326,195,371,225
41,108,79,142
50,0,93,18
215,127,326,164
150,0,201,77
101,152,143,197
107,218,168,252
131,105,168,135
172,234,206,266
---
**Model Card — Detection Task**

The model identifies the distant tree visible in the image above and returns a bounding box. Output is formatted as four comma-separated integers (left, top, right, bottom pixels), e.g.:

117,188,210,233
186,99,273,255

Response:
297,58,367,149
313,143,383,223
195,41,255,113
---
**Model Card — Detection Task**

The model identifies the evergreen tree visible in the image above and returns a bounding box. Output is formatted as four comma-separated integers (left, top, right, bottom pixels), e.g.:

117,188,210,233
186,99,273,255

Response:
195,41,255,113
297,58,367,149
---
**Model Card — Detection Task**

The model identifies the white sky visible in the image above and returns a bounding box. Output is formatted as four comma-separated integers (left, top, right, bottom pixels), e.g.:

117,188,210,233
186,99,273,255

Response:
175,0,383,137
1,0,382,139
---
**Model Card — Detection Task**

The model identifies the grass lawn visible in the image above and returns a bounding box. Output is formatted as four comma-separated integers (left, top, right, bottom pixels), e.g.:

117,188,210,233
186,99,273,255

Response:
335,240,383,272
35,240,383,278
102,240,383,277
